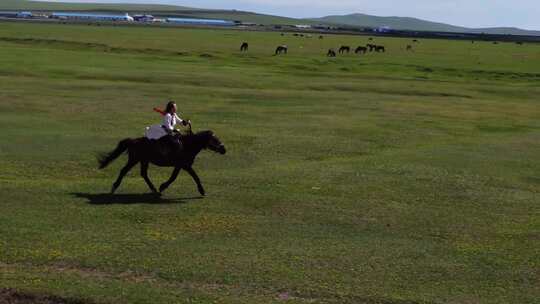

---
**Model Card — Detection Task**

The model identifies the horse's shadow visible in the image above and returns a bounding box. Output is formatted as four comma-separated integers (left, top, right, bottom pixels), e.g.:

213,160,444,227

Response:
72,192,203,205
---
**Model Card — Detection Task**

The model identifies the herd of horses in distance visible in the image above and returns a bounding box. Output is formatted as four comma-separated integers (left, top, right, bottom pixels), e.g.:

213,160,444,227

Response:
239,34,526,56
239,35,418,56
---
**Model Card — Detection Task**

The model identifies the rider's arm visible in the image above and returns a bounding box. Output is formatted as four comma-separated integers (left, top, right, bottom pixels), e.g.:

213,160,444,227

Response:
175,113,188,126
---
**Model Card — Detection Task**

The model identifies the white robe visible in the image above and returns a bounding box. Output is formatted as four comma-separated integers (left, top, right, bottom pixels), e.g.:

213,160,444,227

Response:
145,113,183,140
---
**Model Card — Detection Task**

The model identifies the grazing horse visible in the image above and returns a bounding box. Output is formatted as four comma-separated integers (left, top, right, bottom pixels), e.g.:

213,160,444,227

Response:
319,35,324,39
339,46,350,54
368,37,373,41
240,42,249,52
327,49,336,57
412,39,419,43
98,129,226,195
366,44,376,52
516,41,524,45
406,45,413,51
275,45,288,55
355,46,367,54
375,45,386,52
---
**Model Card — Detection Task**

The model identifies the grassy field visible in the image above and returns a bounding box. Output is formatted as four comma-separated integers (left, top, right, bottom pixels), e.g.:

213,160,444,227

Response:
0,21,539,304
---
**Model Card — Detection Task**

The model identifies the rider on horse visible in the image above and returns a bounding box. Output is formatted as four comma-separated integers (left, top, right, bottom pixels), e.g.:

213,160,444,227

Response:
145,101,189,155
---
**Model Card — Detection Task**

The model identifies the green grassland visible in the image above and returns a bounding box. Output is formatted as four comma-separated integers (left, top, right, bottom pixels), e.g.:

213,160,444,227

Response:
0,21,539,303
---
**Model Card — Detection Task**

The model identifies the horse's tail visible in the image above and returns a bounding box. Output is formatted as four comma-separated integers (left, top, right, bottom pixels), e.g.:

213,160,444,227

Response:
98,138,132,169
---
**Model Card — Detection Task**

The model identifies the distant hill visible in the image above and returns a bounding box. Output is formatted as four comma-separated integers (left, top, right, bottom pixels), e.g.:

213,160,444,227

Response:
310,13,468,32
308,13,540,36
0,0,190,11
0,0,310,25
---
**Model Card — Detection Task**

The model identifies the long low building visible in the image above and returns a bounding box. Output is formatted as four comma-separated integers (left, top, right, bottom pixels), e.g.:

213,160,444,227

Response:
50,12,134,22
166,17,235,26
0,11,33,18
133,14,154,22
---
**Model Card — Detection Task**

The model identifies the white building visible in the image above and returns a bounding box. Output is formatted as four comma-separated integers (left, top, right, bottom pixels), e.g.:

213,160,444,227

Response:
51,12,134,22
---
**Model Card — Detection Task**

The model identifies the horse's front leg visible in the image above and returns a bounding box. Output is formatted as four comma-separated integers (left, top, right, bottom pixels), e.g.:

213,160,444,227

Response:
185,167,205,196
140,161,158,193
159,167,181,193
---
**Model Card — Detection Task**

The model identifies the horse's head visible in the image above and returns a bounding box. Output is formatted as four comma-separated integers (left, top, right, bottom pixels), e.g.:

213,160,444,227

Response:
204,131,226,155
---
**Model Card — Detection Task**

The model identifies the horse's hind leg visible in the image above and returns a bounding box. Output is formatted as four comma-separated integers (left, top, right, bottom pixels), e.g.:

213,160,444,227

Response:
159,167,181,193
140,161,158,193
111,159,138,194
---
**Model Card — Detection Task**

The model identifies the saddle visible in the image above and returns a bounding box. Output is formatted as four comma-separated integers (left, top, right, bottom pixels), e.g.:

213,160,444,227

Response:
147,133,184,159
147,121,192,159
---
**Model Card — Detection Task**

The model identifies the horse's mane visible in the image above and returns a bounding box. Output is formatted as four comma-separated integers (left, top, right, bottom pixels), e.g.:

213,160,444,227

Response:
178,130,213,147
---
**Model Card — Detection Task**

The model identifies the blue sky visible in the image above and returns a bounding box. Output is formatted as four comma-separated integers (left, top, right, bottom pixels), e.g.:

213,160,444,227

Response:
37,0,540,30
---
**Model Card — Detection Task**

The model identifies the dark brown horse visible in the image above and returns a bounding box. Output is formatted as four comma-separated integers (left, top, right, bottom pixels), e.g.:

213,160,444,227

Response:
375,45,386,52
275,45,288,55
327,49,336,57
98,129,226,195
240,42,249,52
339,46,350,54
355,46,367,54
